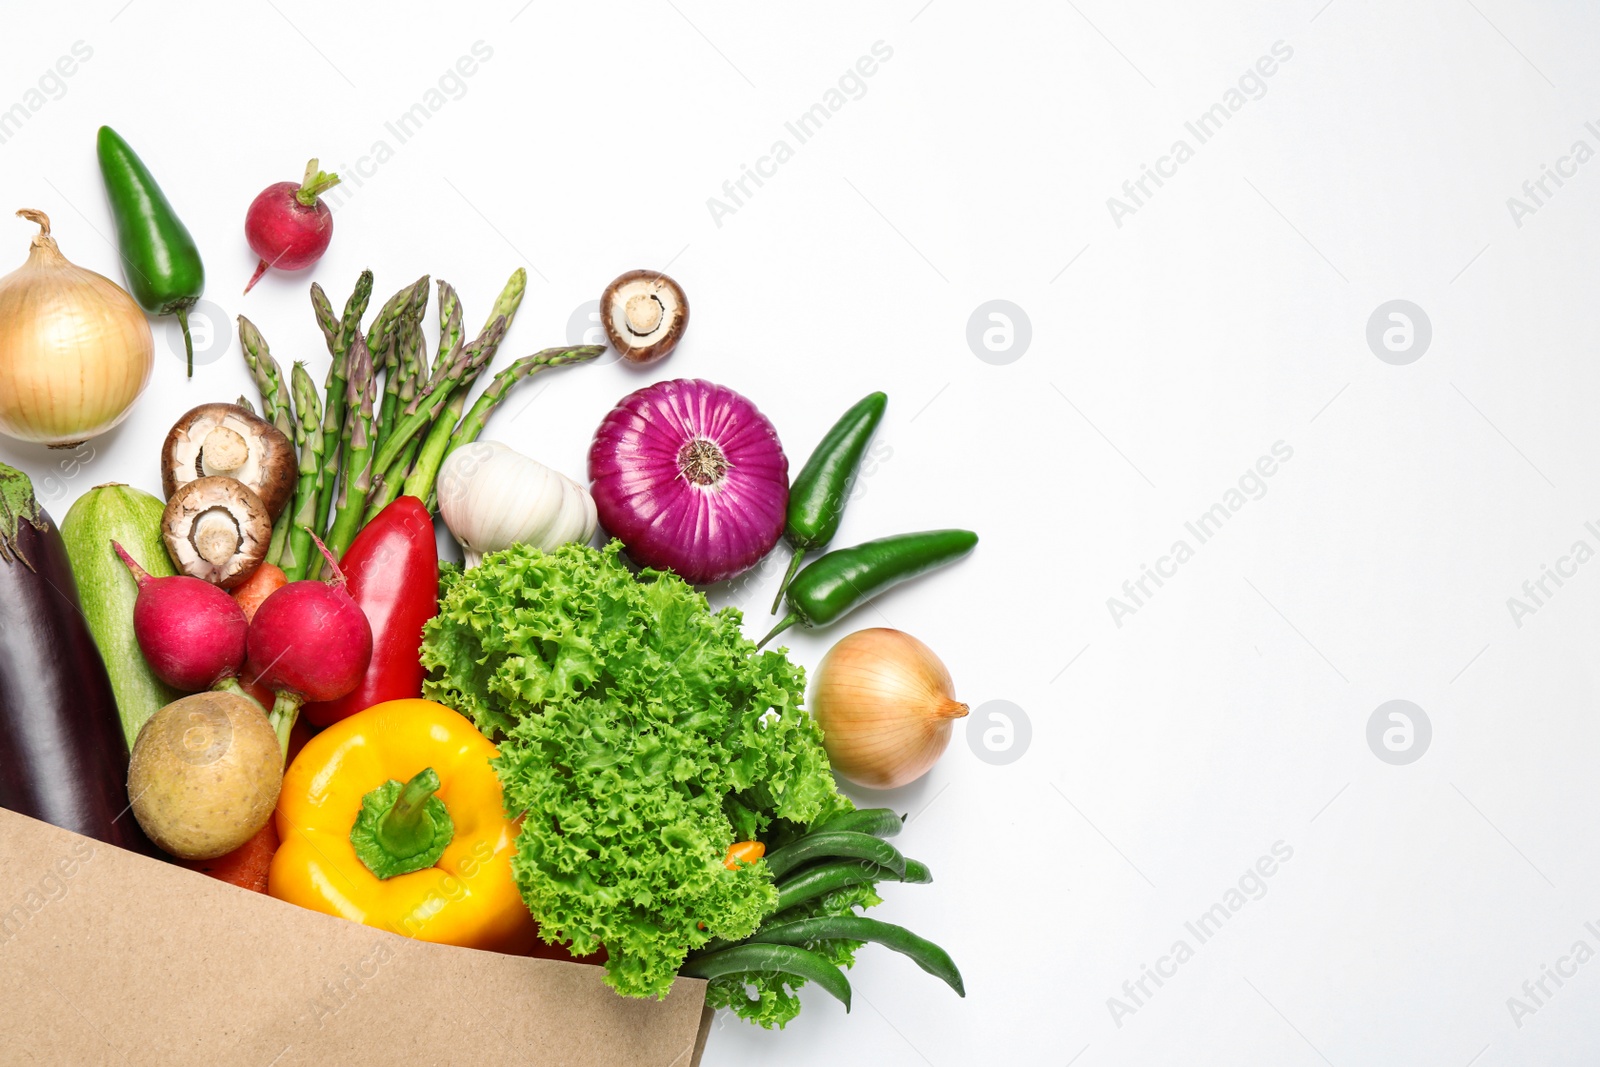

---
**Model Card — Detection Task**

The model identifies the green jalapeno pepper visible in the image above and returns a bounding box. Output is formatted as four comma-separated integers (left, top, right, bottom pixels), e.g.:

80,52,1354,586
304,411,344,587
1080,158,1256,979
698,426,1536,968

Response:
758,528,977,648
96,126,205,377
771,391,887,612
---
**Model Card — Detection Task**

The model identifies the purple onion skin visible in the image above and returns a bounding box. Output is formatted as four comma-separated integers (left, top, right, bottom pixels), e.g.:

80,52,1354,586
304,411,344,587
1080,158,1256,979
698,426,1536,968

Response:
589,378,789,584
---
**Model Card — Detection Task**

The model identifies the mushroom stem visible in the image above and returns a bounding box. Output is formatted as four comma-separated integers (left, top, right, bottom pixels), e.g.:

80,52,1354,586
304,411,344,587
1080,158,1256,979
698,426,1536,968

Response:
192,508,243,566
624,293,663,335
201,426,250,475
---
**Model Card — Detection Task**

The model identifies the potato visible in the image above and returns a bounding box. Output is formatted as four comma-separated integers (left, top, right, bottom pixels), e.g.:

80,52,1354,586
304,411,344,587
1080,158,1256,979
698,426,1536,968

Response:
128,691,282,860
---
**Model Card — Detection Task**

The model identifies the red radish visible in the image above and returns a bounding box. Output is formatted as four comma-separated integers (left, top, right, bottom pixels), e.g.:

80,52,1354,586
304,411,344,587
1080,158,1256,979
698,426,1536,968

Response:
242,158,342,294
113,540,247,691
245,532,371,754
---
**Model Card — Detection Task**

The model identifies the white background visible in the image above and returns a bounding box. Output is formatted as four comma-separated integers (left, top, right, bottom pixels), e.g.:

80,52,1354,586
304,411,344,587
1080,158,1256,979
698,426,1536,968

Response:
3,1,1598,1063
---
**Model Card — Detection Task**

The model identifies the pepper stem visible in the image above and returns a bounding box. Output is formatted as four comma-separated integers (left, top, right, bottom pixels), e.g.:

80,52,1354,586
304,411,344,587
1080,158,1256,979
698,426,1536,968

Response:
350,768,455,880
756,613,800,651
771,548,806,615
174,305,194,378
378,769,443,858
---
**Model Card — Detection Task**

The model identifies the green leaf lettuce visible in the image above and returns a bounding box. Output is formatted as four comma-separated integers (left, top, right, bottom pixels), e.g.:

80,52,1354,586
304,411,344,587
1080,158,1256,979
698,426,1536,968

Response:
420,541,842,1000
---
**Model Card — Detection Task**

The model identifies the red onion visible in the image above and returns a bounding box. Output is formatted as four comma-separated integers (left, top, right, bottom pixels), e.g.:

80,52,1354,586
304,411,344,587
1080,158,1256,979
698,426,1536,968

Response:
589,378,788,584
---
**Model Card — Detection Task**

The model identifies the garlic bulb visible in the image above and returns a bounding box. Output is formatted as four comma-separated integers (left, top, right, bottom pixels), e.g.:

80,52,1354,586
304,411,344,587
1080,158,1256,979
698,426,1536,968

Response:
438,440,596,566
810,628,969,790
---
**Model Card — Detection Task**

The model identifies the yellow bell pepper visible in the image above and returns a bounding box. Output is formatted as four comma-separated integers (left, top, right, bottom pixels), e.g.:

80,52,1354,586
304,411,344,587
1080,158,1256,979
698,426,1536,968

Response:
268,698,536,953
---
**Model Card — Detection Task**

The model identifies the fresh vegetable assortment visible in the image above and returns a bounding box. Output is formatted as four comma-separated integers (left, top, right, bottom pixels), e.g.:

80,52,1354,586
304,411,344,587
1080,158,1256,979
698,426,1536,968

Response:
1,126,987,1045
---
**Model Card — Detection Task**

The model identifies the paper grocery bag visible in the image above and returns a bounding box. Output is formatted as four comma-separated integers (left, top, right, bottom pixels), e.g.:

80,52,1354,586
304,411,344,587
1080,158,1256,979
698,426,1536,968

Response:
0,808,713,1066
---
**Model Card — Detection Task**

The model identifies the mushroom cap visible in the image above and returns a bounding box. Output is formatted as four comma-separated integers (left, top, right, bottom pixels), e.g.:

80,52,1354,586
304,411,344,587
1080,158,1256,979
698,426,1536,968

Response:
162,476,272,590
600,270,689,365
162,403,297,520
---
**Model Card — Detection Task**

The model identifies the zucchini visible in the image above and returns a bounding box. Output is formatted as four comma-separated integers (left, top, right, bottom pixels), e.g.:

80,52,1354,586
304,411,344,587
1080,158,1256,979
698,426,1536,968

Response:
61,483,181,746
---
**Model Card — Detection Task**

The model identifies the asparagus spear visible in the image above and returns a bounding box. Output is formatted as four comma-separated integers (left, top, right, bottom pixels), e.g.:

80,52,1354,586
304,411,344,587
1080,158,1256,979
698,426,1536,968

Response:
278,363,326,581
415,344,602,511
368,314,507,483
363,434,424,523
446,345,604,455
397,305,426,411
235,396,255,415
403,344,603,509
313,271,374,541
367,276,421,374
323,333,377,562
432,280,464,379
400,270,530,504
370,276,429,461
310,282,339,357
238,316,297,565
485,268,527,341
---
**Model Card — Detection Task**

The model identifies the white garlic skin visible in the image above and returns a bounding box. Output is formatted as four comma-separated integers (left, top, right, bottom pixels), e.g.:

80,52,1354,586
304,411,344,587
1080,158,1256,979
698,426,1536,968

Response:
438,441,598,567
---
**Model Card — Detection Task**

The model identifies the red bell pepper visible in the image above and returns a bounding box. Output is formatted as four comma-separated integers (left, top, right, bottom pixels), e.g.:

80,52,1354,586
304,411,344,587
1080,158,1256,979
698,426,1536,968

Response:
302,496,438,726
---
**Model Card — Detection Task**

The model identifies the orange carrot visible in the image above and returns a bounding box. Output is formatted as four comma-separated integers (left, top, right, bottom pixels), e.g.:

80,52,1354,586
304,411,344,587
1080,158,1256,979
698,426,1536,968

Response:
179,819,279,893
724,840,765,870
231,562,286,623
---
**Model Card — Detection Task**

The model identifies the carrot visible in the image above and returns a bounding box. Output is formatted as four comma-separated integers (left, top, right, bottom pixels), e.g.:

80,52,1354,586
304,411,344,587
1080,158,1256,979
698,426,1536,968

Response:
724,840,765,870
231,562,286,623
179,819,279,893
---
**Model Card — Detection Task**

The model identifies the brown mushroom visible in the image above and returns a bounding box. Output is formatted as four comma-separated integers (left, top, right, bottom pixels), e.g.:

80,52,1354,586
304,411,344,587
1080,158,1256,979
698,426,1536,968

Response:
162,476,272,589
161,403,296,519
600,270,689,364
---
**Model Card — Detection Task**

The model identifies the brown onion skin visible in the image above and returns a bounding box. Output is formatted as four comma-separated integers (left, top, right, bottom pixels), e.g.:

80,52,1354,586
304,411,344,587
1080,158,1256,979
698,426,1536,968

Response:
0,214,153,447
810,628,969,790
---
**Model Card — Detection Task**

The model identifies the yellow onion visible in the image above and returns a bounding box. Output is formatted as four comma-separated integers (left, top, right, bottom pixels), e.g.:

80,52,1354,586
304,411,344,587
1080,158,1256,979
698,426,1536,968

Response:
810,628,969,789
0,209,153,447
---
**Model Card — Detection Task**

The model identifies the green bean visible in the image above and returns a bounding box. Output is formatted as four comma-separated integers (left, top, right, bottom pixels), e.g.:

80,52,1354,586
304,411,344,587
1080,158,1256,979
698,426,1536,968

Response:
680,944,850,1011
773,858,929,915
750,917,964,997
763,831,905,880
812,807,904,839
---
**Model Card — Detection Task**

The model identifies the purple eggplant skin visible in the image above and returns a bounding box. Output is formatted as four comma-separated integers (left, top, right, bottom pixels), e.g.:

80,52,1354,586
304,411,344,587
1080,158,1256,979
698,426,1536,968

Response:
0,464,154,856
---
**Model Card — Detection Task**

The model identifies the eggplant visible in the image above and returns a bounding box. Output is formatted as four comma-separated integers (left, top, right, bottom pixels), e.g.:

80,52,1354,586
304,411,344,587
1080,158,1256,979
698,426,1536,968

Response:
0,462,153,854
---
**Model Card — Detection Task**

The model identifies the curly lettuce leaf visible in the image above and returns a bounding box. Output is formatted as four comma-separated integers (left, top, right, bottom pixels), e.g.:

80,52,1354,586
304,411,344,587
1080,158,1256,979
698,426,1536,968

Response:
420,541,841,1001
